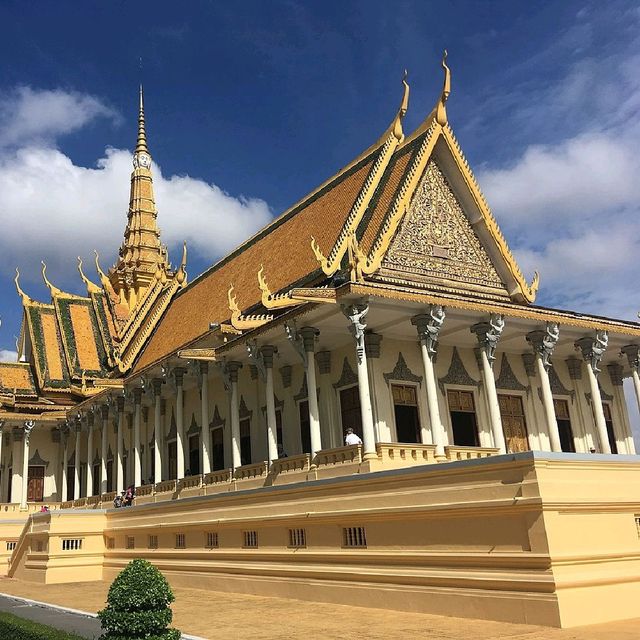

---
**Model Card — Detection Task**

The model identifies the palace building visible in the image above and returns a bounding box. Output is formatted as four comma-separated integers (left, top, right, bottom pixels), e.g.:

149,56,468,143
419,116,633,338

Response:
1,57,640,628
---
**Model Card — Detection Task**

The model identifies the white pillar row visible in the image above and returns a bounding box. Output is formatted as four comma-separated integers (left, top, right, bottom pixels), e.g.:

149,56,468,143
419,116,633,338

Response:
471,314,506,454
260,346,279,463
73,419,81,500
526,323,562,452
342,304,376,460
412,307,447,460
575,332,611,454
607,362,635,454
86,412,94,497
60,428,68,502
174,368,186,481
200,362,211,475
11,428,22,504
116,395,125,493
152,378,164,485
299,328,322,457
0,420,5,503
621,346,640,454
316,351,338,448
226,361,243,469
133,388,143,488
364,332,383,443
20,420,35,509
100,405,108,494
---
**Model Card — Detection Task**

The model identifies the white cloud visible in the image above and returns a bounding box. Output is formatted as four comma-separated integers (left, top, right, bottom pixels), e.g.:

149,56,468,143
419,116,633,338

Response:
0,87,120,148
0,350,17,362
0,88,272,292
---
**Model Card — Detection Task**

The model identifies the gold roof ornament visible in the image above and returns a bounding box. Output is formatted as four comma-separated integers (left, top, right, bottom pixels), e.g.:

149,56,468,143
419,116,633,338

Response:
77,257,102,295
41,261,64,297
228,284,273,331
14,269,32,305
392,70,410,141
436,50,451,127
257,265,299,310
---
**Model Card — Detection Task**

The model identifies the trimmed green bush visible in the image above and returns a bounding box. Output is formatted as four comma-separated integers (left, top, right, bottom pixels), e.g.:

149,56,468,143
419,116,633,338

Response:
98,558,180,640
0,611,86,639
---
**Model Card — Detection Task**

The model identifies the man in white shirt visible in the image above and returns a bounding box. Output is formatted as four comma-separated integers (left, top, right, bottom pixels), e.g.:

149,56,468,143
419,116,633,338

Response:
344,428,363,446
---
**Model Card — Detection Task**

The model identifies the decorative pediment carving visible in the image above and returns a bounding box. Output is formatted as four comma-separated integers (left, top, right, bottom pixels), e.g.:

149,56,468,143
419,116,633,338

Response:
495,354,527,392
209,405,225,429
438,347,479,394
333,357,358,389
187,413,200,436
239,396,252,420
28,448,49,468
549,366,574,399
167,409,177,440
384,352,422,385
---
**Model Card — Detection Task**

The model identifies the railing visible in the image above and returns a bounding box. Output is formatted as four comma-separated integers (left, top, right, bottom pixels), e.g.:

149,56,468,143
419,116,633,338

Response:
86,496,100,506
155,480,177,494
445,445,500,461
313,445,362,467
135,484,154,497
0,503,61,514
179,474,203,490
204,469,233,485
376,443,437,465
234,461,269,480
61,501,73,510
73,498,88,508
271,453,310,474
101,492,116,505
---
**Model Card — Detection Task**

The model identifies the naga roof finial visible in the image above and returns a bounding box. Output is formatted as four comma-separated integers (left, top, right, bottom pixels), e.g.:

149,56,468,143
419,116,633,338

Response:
392,70,410,141
41,261,63,297
436,50,451,126
14,268,31,304
77,257,102,294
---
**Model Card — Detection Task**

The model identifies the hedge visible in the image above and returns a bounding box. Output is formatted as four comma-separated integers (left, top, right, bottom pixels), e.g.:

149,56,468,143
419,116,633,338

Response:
0,611,87,640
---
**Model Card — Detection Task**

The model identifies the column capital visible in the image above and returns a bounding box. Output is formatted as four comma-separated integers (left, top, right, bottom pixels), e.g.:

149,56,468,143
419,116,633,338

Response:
12,426,23,442
316,350,332,375
23,420,35,444
575,331,608,374
299,326,319,352
565,356,582,380
172,367,186,387
342,303,369,364
199,360,209,376
133,388,144,405
116,395,125,413
279,365,292,388
526,322,560,370
259,345,278,369
364,332,383,358
521,353,536,378
471,313,505,364
607,363,624,386
411,305,445,358
151,378,164,396
100,404,109,420
621,344,640,372
225,361,243,383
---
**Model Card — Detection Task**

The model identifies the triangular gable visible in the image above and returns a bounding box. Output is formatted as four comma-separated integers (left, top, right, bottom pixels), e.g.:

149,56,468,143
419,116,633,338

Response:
353,119,538,304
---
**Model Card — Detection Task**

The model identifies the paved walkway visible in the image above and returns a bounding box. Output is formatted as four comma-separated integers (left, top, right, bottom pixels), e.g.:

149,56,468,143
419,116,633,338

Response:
0,578,639,640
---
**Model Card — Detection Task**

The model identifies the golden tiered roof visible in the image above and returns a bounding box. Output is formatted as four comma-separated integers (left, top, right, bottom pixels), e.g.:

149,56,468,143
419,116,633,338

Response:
0,90,187,420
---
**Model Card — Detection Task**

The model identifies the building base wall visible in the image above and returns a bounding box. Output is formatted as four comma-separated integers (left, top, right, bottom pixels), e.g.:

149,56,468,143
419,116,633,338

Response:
5,452,640,628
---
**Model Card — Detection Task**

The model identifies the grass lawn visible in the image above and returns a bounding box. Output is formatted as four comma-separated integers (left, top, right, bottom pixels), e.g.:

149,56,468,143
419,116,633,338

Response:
0,610,88,639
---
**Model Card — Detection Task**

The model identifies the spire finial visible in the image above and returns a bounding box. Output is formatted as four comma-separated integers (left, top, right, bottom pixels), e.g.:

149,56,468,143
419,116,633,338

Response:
135,84,150,158
392,70,410,141
436,50,451,126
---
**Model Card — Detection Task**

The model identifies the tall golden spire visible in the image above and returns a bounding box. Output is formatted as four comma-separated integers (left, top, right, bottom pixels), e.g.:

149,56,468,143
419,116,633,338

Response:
108,87,170,311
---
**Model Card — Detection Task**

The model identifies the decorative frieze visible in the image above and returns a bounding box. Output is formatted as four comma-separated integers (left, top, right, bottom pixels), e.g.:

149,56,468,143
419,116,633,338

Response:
494,354,527,392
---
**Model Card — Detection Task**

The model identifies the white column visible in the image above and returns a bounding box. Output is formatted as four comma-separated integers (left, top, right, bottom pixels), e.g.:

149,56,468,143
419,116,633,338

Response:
471,314,506,454
152,379,163,484
61,430,68,501
576,332,611,454
621,346,640,454
299,328,322,456
174,368,186,480
11,429,22,503
342,304,376,460
608,362,635,454
260,347,279,463
116,396,125,493
20,421,35,509
86,414,94,497
100,405,108,494
412,309,447,459
226,362,243,469
527,324,562,452
73,421,81,500
133,388,142,488
200,363,211,475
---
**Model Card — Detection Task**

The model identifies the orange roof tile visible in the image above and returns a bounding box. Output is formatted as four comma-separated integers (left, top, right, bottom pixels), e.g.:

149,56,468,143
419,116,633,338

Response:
134,150,380,372
0,363,37,396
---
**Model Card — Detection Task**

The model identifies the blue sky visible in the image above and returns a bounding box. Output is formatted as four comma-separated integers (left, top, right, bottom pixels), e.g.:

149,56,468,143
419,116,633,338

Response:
0,0,639,357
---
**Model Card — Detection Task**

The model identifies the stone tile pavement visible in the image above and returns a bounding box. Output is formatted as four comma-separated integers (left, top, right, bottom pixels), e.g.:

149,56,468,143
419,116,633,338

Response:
0,578,637,640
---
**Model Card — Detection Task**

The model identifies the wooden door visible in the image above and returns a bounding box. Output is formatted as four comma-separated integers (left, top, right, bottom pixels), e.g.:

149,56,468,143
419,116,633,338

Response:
392,384,421,443
27,466,44,502
498,394,529,453
340,386,362,440
211,427,224,470
168,441,177,479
